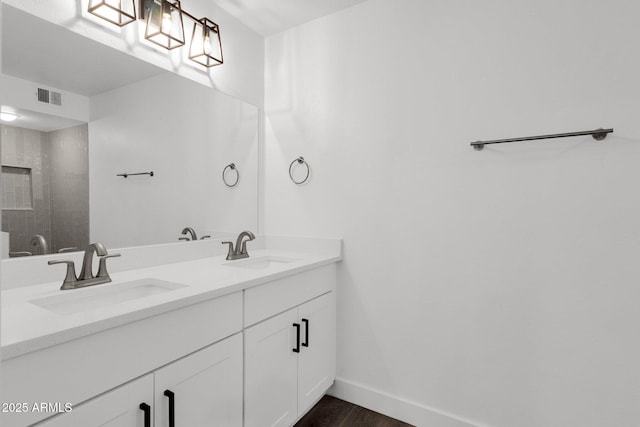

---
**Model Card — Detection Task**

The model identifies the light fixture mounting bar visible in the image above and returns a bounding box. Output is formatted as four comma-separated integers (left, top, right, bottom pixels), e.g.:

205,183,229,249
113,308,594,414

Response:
139,0,214,29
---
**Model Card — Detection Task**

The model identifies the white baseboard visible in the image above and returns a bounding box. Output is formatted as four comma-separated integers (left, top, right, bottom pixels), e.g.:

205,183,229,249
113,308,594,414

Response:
327,377,481,427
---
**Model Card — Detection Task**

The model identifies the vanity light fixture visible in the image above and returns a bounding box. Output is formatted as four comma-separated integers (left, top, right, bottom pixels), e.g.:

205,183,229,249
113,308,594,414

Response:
88,0,137,27
189,18,223,67
87,0,223,67
144,0,185,50
0,112,20,122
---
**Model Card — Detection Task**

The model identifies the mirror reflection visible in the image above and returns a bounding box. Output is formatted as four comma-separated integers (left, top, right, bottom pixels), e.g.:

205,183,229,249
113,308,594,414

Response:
1,111,89,257
1,5,259,258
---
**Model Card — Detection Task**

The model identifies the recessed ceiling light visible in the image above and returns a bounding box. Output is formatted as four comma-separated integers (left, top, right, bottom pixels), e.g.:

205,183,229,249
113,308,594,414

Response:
0,112,20,122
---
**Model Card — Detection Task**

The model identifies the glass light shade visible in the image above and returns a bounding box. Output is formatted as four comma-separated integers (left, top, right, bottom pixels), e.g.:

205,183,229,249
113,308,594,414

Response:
145,0,185,50
88,0,136,27
189,18,223,67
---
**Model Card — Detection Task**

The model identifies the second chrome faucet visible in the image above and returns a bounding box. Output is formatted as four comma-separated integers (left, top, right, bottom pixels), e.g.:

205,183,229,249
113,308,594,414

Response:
222,231,256,260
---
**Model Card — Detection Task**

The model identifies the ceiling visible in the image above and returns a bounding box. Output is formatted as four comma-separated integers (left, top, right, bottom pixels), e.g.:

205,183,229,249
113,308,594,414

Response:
2,5,164,97
212,0,371,36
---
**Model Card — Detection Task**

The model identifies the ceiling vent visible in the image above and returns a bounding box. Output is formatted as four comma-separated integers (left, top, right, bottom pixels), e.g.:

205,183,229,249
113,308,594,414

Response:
36,88,62,106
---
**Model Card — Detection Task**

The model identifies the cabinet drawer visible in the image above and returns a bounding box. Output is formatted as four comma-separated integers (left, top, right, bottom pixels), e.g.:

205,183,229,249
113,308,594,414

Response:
244,264,336,327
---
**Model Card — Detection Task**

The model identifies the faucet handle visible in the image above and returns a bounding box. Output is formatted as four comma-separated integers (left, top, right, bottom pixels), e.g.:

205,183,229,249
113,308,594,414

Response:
9,251,33,257
96,253,121,279
58,247,80,253
178,237,190,242
48,260,78,290
201,235,212,240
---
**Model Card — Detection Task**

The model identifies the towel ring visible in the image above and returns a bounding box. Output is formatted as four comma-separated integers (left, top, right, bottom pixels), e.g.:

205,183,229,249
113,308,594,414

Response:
222,163,239,188
289,156,310,185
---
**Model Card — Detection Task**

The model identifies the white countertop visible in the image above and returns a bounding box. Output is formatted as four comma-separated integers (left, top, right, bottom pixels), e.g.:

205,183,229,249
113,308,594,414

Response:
1,243,341,360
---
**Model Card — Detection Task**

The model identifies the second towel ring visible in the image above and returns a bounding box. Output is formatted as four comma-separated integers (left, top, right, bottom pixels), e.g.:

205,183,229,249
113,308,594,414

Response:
222,163,240,188
289,157,310,185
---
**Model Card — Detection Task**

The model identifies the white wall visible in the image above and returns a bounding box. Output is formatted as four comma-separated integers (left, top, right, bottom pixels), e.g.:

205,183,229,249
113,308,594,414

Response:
2,0,264,107
90,73,258,248
264,0,640,426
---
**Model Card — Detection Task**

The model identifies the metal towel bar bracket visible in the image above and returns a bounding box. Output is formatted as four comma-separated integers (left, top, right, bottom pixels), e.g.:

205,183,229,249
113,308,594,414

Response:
471,128,613,151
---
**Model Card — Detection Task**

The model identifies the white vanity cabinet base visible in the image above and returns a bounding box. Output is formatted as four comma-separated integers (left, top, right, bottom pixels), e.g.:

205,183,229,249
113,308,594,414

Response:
34,374,154,427
154,333,243,427
3,257,338,427
245,292,336,427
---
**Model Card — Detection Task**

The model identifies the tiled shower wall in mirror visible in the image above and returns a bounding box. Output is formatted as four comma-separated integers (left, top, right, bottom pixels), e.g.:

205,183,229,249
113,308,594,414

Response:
1,123,89,255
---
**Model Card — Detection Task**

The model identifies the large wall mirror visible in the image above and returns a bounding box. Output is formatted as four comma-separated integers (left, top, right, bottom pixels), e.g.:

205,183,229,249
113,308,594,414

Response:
0,4,259,258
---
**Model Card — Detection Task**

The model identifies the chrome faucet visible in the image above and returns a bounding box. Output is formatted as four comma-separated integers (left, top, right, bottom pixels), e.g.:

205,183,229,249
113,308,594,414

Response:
30,235,49,255
222,231,256,260
48,243,121,290
180,227,198,241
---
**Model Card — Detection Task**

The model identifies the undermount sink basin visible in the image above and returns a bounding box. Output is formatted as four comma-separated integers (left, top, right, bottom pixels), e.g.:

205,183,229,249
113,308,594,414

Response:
29,279,187,315
224,255,297,270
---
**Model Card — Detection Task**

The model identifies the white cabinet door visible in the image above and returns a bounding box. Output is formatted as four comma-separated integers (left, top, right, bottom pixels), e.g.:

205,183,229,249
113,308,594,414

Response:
297,292,336,413
244,308,299,427
35,374,154,427
154,333,243,427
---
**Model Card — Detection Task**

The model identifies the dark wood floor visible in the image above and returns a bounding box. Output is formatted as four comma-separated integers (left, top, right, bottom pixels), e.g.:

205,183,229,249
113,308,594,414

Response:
294,395,414,427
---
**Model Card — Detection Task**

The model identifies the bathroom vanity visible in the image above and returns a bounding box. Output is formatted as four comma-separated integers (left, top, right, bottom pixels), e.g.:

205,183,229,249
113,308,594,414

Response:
0,236,341,427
